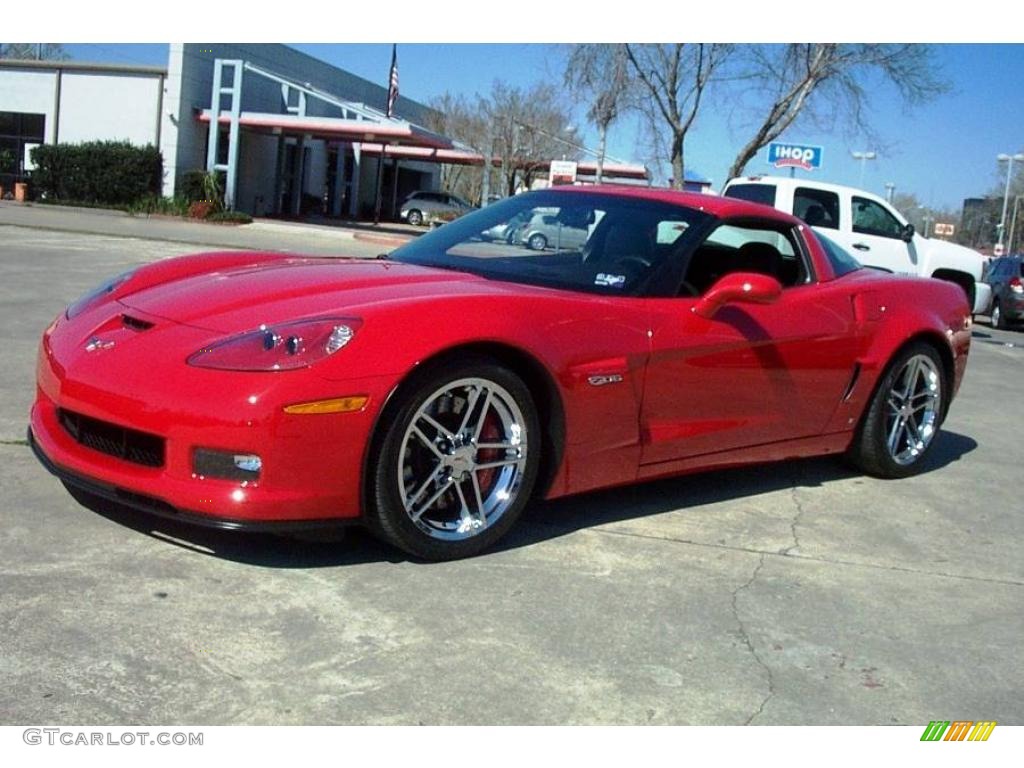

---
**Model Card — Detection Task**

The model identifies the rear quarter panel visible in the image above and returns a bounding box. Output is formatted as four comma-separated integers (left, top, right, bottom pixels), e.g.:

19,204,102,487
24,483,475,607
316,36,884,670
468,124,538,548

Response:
821,271,971,434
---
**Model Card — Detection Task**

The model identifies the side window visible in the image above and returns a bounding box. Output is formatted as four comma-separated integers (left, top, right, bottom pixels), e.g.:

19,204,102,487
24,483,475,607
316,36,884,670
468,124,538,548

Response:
816,232,862,277
682,221,807,296
723,183,777,207
852,197,904,239
656,220,691,245
794,187,840,230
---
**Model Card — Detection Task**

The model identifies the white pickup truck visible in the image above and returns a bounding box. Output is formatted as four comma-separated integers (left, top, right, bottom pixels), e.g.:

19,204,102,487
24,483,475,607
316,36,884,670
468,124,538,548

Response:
722,176,991,314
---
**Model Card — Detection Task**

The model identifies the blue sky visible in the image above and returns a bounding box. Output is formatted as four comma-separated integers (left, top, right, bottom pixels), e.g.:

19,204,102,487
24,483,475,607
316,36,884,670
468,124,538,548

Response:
62,43,1024,210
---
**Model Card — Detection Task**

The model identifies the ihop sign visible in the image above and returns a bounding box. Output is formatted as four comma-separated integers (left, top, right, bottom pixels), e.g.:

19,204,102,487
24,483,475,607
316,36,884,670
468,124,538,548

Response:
768,142,823,171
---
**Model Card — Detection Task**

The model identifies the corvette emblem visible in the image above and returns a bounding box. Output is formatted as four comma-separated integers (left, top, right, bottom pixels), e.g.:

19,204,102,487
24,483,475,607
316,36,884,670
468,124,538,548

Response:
85,337,115,352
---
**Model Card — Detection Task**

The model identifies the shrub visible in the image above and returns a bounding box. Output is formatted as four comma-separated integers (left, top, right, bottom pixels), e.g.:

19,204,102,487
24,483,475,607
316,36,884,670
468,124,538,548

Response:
30,141,162,206
188,201,215,219
0,148,15,174
179,170,209,203
127,195,190,216
206,210,253,225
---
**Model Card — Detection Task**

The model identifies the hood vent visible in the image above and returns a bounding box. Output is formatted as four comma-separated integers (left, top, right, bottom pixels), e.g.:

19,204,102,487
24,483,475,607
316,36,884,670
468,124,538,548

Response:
121,314,155,332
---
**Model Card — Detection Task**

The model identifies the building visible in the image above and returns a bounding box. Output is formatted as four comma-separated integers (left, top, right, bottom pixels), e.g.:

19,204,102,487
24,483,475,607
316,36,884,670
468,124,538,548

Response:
1,44,446,217
2,44,650,217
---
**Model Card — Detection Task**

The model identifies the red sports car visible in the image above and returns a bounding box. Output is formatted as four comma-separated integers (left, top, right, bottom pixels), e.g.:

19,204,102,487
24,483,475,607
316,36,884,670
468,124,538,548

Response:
30,187,972,560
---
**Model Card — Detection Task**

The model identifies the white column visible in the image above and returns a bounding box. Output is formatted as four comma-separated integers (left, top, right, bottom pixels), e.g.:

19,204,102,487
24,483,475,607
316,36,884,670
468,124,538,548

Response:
331,144,345,217
349,143,362,218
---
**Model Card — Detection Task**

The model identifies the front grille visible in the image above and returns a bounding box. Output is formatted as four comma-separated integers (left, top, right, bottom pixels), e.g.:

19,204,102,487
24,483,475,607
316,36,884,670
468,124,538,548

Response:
58,409,165,468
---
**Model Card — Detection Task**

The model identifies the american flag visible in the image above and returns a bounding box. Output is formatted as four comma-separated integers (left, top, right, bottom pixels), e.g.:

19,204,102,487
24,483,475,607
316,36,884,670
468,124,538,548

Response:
386,44,399,118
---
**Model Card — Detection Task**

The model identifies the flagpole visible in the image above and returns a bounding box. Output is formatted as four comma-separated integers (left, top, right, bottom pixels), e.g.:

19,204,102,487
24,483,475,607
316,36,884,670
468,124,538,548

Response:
374,45,398,226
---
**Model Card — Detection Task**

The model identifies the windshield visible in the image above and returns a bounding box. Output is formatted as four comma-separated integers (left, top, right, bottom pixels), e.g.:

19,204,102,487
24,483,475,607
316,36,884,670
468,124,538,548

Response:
390,190,712,296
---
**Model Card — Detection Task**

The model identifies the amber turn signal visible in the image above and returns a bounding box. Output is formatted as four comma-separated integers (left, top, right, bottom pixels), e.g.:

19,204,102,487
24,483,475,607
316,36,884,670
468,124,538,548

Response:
283,396,369,415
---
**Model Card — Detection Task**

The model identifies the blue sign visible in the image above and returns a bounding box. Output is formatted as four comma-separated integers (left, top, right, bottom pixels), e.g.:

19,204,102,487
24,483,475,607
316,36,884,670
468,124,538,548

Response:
768,142,823,171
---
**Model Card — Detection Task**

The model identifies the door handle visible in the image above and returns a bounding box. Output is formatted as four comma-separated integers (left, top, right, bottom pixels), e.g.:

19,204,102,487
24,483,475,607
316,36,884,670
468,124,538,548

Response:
852,243,871,252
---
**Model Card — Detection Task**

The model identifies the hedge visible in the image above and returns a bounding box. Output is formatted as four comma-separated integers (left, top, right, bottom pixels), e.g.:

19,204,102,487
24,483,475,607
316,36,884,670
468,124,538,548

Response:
30,141,163,206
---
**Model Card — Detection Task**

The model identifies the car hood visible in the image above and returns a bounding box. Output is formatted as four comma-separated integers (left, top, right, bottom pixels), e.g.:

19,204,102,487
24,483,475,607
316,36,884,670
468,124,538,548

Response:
117,259,487,333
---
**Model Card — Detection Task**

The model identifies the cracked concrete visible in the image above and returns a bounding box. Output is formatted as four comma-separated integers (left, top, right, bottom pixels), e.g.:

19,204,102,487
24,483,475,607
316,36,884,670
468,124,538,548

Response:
1,222,1022,724
730,553,773,725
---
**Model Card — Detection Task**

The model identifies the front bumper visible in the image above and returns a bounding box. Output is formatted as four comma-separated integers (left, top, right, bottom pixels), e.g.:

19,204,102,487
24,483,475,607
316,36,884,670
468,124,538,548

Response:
974,281,993,315
32,311,396,527
29,427,355,533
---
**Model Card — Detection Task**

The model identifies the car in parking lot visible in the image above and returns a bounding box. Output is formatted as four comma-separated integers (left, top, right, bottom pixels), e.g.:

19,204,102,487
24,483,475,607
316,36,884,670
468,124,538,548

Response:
481,209,532,244
984,255,1024,329
30,187,972,561
520,210,591,251
399,191,475,227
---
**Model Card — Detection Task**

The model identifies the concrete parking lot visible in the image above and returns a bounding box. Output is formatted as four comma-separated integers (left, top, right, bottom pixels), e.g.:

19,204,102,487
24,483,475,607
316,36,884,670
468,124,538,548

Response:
0,216,1021,725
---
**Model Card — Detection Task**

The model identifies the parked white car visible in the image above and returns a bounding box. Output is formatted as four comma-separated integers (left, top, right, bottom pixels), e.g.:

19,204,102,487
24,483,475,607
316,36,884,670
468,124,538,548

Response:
722,176,991,314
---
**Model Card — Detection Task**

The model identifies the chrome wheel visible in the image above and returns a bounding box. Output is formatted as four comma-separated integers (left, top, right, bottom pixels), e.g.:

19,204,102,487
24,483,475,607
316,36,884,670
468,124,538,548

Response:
397,377,528,541
992,301,1003,329
884,354,942,466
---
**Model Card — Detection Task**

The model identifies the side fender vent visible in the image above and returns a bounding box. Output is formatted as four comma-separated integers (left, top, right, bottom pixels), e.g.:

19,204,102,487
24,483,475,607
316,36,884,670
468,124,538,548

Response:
842,363,862,402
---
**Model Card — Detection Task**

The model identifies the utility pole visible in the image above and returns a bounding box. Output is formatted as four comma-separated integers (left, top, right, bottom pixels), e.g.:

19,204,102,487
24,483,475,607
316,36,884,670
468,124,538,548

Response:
996,153,1024,250
885,182,895,203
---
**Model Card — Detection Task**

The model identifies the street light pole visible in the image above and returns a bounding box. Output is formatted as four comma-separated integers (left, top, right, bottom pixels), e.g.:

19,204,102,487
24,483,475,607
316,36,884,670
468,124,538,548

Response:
851,150,877,188
1008,194,1023,256
996,153,1024,250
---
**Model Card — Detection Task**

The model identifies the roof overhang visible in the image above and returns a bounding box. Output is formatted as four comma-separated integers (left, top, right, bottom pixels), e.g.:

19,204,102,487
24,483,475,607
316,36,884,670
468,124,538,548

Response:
359,143,649,181
197,110,454,150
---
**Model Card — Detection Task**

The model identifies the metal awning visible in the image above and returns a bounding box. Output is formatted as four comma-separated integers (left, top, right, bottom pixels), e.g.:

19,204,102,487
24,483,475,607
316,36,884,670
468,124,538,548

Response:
197,111,454,149
358,143,650,181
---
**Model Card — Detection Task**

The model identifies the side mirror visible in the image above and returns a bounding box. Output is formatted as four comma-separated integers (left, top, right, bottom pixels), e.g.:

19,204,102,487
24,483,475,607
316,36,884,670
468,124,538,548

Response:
901,223,915,242
693,272,782,319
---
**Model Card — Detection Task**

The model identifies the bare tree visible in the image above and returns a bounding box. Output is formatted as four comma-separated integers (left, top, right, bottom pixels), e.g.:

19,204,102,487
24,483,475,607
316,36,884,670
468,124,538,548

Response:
489,81,578,195
427,82,578,202
726,44,946,180
564,44,630,183
624,44,733,189
425,92,489,203
0,43,69,61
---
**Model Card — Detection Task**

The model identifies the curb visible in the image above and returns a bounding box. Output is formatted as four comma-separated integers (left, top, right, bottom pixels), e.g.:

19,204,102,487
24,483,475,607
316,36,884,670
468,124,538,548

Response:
353,232,413,248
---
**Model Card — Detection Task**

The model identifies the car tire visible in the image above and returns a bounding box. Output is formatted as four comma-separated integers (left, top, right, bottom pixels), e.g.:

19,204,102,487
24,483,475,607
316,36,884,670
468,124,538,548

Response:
369,358,541,560
847,342,947,479
407,209,423,227
528,233,547,251
992,299,1006,330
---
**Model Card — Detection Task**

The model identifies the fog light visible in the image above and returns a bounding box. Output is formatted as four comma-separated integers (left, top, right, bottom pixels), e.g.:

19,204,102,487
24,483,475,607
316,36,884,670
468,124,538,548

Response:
193,448,262,481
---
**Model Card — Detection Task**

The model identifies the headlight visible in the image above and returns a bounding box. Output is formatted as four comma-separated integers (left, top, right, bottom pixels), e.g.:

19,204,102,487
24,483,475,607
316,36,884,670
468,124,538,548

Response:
187,317,361,371
66,270,135,319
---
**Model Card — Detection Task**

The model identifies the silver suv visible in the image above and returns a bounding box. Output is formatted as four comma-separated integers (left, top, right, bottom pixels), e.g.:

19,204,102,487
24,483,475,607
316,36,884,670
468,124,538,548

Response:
399,191,475,226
